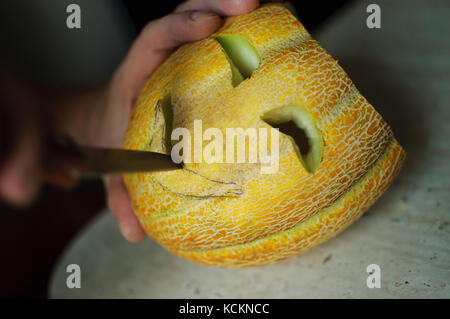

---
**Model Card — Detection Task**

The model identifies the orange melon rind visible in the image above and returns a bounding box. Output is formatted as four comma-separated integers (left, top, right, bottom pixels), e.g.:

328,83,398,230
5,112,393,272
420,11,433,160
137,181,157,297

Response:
166,138,405,268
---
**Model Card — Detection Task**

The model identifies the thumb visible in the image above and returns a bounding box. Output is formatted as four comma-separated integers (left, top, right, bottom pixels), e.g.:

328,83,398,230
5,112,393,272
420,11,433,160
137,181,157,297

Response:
104,175,146,243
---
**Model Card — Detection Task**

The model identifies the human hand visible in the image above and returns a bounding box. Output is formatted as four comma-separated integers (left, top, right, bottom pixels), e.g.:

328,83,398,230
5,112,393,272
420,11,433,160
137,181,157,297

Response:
0,0,261,242
101,0,262,242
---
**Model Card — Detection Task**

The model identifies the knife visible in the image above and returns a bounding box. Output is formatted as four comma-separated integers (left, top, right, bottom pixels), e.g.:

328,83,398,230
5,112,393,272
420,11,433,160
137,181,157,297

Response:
76,146,183,175
44,134,182,177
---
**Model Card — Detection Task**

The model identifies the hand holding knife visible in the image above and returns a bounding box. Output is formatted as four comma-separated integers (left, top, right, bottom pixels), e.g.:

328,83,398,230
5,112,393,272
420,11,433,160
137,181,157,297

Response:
42,134,182,186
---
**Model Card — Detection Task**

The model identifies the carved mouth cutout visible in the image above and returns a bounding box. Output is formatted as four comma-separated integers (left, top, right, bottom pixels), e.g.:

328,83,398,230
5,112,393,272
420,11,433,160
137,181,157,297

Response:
262,106,324,173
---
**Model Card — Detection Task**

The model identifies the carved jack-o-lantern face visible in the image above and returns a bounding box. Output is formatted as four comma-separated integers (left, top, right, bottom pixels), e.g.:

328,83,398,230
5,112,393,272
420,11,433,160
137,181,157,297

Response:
123,3,405,268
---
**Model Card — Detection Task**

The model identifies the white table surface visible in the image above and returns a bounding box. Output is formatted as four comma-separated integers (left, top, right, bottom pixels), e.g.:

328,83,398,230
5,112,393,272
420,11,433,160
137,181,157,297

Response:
50,0,449,298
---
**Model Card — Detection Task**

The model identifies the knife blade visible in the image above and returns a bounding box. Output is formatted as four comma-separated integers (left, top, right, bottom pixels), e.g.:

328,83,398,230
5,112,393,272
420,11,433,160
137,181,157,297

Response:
45,134,182,177
78,146,182,174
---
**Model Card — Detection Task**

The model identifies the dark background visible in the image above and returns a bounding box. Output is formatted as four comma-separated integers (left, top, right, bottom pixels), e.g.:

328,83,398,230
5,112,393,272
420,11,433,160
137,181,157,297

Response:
0,0,352,298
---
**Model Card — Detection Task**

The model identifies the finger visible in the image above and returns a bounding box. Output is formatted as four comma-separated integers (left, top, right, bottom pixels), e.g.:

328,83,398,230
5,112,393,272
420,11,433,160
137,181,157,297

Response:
113,10,222,103
40,169,78,189
175,0,259,16
40,156,81,188
0,123,41,206
104,175,146,243
39,134,83,188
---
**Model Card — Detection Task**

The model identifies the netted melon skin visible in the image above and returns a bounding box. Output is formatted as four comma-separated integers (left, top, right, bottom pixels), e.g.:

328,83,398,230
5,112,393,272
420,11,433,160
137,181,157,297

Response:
123,4,406,268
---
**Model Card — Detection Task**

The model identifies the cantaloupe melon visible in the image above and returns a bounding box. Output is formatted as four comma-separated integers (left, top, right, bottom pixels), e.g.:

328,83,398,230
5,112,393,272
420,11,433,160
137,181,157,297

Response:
123,3,406,268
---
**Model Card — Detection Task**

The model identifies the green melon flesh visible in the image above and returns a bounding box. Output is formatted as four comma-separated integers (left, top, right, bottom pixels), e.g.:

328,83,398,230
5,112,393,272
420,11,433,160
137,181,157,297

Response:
216,34,260,86
262,105,323,173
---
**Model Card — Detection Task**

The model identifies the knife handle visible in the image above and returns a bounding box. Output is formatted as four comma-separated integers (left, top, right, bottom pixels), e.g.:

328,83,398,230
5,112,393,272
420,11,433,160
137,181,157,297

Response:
41,134,84,187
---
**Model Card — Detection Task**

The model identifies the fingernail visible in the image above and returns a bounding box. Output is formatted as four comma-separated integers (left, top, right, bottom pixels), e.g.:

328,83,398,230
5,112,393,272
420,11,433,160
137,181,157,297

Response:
189,11,219,22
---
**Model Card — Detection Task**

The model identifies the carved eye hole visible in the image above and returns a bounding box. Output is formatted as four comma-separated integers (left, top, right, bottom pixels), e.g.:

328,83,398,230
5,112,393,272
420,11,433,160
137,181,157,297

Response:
149,94,173,153
160,95,174,152
215,35,260,87
262,106,324,173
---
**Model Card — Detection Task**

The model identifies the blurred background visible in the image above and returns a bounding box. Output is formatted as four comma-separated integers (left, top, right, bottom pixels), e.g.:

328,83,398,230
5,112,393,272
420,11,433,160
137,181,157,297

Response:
0,0,353,298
